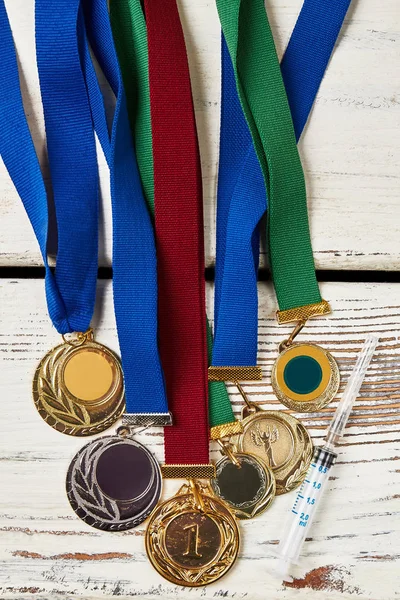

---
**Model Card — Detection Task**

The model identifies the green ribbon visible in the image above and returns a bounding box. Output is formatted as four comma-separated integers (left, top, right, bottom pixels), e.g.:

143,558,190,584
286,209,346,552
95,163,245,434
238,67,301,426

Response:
216,0,322,312
111,0,234,429
206,321,236,428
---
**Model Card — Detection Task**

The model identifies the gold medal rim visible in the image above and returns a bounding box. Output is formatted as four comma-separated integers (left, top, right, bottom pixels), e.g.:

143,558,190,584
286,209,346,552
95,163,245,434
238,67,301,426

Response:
211,452,276,520
33,340,125,436
145,484,240,587
271,342,340,412
235,410,313,495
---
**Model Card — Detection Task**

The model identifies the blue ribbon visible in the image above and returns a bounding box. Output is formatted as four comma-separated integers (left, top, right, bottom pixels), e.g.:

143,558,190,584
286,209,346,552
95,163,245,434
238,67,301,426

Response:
0,0,168,416
282,0,353,138
81,0,168,415
0,0,98,334
213,0,352,367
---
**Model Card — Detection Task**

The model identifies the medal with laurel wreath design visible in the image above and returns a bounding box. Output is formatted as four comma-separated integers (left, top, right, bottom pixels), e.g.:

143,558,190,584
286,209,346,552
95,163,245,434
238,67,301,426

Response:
66,431,162,530
234,408,313,495
145,480,239,586
33,329,125,436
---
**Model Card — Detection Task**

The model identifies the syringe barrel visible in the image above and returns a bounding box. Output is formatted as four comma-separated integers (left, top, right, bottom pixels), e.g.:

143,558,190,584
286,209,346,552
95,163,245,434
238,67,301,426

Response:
275,446,336,579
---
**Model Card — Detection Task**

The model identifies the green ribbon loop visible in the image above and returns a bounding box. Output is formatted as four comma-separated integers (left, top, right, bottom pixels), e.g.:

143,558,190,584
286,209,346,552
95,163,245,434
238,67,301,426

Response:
216,0,322,312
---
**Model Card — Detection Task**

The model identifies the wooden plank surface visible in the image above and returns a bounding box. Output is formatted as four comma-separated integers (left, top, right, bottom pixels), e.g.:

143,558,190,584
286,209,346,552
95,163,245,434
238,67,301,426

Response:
0,279,399,599
0,0,399,269
1,0,399,598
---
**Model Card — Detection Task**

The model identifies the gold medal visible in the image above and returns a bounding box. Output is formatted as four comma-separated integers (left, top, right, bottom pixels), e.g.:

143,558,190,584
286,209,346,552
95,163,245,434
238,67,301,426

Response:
33,329,125,436
271,341,340,413
234,407,313,495
145,479,239,587
272,306,340,412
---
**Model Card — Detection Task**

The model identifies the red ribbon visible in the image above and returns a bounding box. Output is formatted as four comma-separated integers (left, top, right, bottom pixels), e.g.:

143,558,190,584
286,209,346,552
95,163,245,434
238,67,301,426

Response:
145,0,210,465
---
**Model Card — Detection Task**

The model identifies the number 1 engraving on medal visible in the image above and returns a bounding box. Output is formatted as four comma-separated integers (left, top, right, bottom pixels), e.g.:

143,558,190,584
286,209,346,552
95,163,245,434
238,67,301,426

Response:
183,524,202,558
145,480,239,586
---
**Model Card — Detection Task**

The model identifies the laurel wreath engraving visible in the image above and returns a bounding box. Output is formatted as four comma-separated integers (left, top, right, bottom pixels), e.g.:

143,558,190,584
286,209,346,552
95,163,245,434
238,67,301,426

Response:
33,342,125,436
212,455,275,519
38,345,91,428
283,427,314,493
68,438,120,524
237,411,313,497
146,486,239,585
67,437,161,531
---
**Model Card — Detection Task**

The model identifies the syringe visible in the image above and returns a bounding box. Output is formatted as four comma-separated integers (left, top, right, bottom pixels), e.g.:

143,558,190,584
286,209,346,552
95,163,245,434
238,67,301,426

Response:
274,334,379,582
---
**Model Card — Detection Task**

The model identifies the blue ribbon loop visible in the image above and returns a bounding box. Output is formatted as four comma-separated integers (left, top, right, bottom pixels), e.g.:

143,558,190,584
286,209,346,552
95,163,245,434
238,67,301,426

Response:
81,0,168,414
0,0,97,334
0,0,169,416
213,0,352,368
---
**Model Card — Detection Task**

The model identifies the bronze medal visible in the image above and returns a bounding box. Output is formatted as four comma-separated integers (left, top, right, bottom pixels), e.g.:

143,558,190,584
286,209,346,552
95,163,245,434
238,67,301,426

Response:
234,407,313,495
33,329,125,436
145,480,239,586
66,430,162,530
271,342,340,412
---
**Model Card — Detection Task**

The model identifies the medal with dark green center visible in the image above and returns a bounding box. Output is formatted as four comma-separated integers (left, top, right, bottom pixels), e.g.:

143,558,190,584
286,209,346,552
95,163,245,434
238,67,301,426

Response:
271,341,340,413
211,442,275,519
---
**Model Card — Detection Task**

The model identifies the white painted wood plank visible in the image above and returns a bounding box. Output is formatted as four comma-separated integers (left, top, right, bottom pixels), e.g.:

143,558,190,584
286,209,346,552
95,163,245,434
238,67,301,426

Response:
0,279,399,599
0,0,399,269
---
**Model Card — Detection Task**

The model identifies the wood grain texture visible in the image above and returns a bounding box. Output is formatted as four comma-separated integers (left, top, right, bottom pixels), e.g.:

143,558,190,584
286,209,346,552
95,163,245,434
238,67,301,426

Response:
0,0,399,269
1,0,399,597
0,279,399,599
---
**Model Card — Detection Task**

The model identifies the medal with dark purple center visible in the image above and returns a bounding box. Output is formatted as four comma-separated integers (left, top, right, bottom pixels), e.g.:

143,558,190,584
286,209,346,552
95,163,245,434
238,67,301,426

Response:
66,430,162,531
61,0,172,531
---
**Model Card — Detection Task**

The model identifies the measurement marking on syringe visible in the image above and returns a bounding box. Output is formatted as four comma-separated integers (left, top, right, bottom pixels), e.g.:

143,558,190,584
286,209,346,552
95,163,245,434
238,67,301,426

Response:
305,479,310,483
311,464,316,468
298,495,304,499
292,510,298,515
